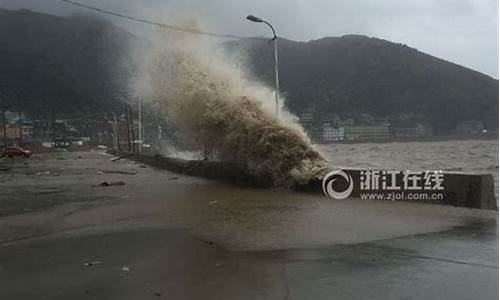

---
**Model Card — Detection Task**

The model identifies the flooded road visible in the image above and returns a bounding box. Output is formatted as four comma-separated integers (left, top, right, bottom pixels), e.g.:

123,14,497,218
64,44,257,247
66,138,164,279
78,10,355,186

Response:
0,151,497,299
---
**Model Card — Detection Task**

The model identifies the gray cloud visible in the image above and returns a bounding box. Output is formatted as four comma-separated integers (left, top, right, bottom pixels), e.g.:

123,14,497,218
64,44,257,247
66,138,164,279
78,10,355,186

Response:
1,0,498,77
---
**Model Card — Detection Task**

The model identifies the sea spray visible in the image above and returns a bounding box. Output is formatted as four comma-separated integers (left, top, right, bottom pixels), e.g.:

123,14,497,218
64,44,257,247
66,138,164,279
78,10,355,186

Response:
135,28,328,186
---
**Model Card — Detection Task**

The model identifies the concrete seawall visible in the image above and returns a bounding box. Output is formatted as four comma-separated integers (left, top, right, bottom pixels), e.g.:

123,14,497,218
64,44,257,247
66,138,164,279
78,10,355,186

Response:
298,169,497,210
111,152,272,187
112,152,497,210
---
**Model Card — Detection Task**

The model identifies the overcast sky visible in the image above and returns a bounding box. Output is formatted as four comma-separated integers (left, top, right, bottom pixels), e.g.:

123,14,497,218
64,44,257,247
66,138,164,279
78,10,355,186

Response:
1,0,498,78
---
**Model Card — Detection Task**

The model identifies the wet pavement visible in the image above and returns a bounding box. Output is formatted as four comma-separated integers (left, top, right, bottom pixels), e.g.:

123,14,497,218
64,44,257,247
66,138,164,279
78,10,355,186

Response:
0,151,498,299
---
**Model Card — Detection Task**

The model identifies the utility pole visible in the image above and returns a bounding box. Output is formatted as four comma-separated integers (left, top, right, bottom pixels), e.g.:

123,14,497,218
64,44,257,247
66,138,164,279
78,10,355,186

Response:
112,113,118,150
129,104,136,154
158,125,162,154
125,105,131,153
1,111,6,147
138,98,142,153
18,111,23,146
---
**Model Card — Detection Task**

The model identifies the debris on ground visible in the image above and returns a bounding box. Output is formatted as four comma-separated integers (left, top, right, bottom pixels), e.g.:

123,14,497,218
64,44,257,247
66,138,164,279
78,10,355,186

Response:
25,171,58,176
120,266,131,278
139,165,147,168
102,170,137,175
0,166,12,171
168,176,179,180
111,153,134,162
94,181,126,187
35,189,65,195
84,261,102,267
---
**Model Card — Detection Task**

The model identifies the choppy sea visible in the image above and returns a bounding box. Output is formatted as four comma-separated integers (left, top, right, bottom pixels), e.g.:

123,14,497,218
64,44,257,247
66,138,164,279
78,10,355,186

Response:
316,139,499,198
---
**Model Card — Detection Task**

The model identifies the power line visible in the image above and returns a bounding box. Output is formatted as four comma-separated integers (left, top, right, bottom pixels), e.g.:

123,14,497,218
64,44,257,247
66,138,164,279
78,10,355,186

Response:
55,0,267,40
64,111,105,121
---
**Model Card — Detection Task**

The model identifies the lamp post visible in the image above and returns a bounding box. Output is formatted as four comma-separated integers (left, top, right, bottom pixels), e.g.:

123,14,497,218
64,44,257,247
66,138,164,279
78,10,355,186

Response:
246,14,280,116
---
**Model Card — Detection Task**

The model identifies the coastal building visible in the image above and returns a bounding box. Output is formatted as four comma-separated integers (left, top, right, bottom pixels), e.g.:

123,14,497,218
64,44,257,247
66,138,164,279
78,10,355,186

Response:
343,125,390,142
456,121,484,135
391,124,430,139
0,124,33,140
321,123,344,141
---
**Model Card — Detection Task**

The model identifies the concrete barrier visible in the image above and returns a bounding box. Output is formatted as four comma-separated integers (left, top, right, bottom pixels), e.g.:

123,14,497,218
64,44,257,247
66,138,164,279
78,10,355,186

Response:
112,151,497,210
111,152,272,187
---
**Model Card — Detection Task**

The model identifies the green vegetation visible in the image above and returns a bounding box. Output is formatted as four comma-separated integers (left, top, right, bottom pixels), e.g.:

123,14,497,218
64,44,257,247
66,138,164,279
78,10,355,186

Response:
0,9,138,119
228,35,498,133
1,9,497,134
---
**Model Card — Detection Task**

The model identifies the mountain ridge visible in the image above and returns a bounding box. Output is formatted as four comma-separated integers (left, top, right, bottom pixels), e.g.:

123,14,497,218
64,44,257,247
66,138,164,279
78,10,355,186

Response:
227,35,498,133
0,8,497,134
0,8,140,119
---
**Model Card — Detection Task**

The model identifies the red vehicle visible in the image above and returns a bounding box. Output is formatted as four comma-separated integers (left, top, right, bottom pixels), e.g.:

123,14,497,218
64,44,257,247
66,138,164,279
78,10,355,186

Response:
2,146,32,158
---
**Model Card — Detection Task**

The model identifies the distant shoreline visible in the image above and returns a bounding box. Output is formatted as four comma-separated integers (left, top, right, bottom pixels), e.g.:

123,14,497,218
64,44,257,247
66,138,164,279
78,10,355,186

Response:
313,133,499,145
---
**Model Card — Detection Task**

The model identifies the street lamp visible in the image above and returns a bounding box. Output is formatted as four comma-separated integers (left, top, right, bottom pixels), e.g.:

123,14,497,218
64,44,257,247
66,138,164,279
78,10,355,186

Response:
246,14,281,116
